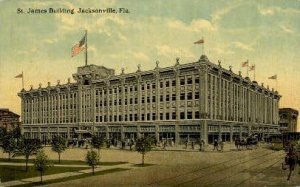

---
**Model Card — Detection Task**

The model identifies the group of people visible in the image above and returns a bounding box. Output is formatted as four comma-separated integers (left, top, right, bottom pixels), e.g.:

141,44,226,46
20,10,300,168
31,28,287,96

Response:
213,139,224,151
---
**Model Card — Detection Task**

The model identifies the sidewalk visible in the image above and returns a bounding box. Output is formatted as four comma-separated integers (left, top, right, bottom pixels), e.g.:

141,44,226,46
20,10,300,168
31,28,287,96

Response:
1,163,133,187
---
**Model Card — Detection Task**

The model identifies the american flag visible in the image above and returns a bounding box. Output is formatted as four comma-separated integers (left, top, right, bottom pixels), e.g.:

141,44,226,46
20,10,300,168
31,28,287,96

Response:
194,39,204,44
71,35,86,57
268,75,277,80
249,64,255,71
241,61,249,67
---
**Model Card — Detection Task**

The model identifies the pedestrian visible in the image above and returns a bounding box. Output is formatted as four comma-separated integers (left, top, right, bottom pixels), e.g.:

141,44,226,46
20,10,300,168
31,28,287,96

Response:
213,139,218,151
199,139,205,152
219,139,224,151
191,141,194,150
185,139,188,149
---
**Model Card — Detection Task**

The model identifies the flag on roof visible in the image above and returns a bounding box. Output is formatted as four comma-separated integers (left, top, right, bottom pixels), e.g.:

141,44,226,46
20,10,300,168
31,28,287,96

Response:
241,61,249,67
268,75,277,80
15,73,23,78
194,39,204,44
249,65,255,71
71,34,86,57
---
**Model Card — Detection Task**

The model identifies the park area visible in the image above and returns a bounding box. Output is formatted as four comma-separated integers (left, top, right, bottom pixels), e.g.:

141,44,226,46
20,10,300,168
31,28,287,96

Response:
0,142,300,187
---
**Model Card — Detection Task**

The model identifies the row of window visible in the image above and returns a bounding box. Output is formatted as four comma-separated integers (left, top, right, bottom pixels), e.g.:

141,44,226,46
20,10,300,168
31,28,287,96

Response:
95,111,200,122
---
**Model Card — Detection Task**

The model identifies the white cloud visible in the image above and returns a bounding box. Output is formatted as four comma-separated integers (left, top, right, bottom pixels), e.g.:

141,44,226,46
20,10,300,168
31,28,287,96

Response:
131,52,150,62
156,45,195,60
258,6,300,16
211,47,234,55
280,25,294,33
232,42,254,51
43,38,58,44
258,7,274,15
167,19,216,33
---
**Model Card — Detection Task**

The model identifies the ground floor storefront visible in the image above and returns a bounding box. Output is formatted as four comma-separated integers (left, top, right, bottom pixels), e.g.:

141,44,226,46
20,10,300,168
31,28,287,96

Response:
22,120,279,144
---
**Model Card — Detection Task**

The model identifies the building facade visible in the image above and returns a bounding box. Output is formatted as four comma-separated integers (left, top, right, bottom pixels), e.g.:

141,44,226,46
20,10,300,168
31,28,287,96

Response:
18,55,281,143
0,108,20,131
279,108,298,132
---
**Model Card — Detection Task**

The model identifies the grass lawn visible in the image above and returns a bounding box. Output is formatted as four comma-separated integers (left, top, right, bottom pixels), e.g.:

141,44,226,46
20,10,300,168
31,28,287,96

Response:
0,165,85,182
0,158,127,166
16,168,130,187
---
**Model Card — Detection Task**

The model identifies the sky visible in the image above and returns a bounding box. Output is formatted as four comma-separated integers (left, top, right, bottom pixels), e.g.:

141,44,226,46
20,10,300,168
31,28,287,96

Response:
0,0,299,130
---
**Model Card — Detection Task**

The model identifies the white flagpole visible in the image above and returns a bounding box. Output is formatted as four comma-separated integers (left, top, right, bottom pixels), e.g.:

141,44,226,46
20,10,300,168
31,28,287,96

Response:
22,71,24,89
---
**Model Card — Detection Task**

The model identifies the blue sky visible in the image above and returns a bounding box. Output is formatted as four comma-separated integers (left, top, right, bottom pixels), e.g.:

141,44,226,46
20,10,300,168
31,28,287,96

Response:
0,0,299,128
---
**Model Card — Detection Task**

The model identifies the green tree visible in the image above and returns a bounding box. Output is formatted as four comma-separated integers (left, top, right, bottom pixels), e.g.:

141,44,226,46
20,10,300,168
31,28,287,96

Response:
0,127,7,143
91,135,105,154
1,135,17,159
34,150,52,184
135,137,153,165
51,136,68,163
86,150,100,175
16,138,42,171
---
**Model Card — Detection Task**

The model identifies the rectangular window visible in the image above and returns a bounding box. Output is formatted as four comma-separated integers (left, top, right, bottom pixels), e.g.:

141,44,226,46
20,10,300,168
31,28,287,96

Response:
152,96,156,102
160,95,163,102
195,92,199,99
172,112,176,119
134,114,138,121
187,78,192,84
166,95,170,101
160,113,163,120
147,97,150,103
130,114,133,121
142,97,145,103
141,85,145,90
195,77,200,83
152,113,156,120
187,92,192,100
160,81,164,88
147,113,150,120
180,112,185,119
152,84,156,89
172,94,176,101
130,98,133,104
119,115,122,121
180,78,185,85
187,112,192,119
141,114,145,121
172,80,176,86
166,80,170,87
135,98,138,104
147,84,150,90
166,113,170,120
180,93,185,100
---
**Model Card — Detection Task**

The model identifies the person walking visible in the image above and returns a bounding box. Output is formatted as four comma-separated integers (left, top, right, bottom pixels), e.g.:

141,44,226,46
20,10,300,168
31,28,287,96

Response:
199,139,205,152
219,139,224,151
213,139,219,151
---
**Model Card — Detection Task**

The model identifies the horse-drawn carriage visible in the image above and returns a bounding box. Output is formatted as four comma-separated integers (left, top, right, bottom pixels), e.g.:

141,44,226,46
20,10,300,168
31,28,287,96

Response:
282,143,300,180
235,134,259,150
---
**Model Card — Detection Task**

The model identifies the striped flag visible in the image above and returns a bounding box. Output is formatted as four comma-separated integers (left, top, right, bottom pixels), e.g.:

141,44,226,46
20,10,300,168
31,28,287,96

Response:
194,39,204,44
241,61,249,67
249,65,255,71
71,34,86,57
268,75,277,80
15,73,23,78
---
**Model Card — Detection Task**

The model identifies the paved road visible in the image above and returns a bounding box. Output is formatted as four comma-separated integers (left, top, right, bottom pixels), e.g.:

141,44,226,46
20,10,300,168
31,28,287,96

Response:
41,147,299,187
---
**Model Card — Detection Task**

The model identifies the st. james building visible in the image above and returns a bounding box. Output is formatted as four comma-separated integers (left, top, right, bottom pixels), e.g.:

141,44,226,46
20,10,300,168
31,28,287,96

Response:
18,55,281,143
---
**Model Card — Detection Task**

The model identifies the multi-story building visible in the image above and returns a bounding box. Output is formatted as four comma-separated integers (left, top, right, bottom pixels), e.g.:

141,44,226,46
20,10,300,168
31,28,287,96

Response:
18,55,281,143
279,108,298,132
0,108,20,131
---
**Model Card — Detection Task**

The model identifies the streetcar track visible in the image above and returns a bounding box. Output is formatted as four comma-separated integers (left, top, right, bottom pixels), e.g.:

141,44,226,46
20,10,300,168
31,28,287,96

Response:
143,148,271,186
232,155,284,187
201,151,285,187
173,150,283,187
